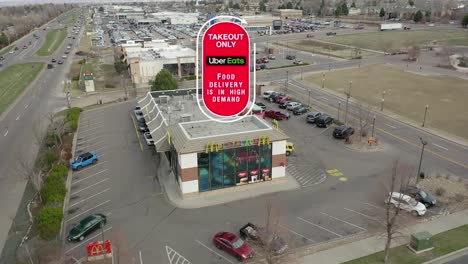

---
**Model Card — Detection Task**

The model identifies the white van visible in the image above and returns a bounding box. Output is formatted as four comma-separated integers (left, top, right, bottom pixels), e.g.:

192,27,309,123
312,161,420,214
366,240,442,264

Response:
263,91,275,100
286,102,301,110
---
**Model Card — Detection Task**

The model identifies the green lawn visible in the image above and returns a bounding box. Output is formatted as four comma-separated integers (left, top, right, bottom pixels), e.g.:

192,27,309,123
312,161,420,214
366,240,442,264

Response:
344,225,468,264
63,14,76,26
36,28,68,56
441,38,468,46
0,62,44,114
319,29,468,52
0,46,13,56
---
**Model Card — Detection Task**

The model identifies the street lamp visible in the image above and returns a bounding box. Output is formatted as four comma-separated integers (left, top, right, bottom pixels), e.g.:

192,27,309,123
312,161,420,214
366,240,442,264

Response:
380,90,386,111
417,137,428,183
372,115,376,137
322,78,325,89
344,81,352,124
284,70,289,92
422,105,429,127
308,89,311,108
337,101,341,121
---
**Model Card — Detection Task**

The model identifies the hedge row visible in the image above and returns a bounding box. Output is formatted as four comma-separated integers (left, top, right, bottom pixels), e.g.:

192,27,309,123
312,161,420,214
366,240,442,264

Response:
38,163,68,240
66,107,82,132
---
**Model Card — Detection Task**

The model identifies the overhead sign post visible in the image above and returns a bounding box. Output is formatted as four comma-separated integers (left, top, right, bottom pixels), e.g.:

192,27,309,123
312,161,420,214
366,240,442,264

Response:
202,21,250,117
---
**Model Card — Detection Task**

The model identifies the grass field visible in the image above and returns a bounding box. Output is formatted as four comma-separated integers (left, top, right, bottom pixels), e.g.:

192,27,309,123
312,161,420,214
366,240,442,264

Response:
0,46,13,56
36,28,68,56
304,64,468,139
318,29,468,52
0,62,43,114
344,225,468,264
276,40,378,59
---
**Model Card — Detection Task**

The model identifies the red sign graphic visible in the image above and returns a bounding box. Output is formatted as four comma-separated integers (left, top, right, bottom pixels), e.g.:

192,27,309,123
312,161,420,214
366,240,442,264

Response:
86,240,112,257
203,21,250,117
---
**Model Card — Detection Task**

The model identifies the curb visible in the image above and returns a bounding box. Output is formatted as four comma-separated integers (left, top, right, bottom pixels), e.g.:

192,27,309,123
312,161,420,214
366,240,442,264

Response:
423,247,468,264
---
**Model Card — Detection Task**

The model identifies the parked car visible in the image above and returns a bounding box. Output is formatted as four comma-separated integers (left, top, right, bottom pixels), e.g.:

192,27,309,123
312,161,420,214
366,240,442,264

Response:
70,151,98,171
326,32,337,36
306,112,322,123
259,64,267,70
134,106,144,121
333,125,355,139
268,93,283,102
137,118,149,132
255,64,261,71
255,102,266,110
293,106,308,115
402,187,437,208
286,55,296,60
278,102,288,109
293,59,303,65
261,57,269,63
275,96,291,104
213,231,254,262
265,110,286,120
67,214,107,242
263,91,276,100
23,45,27,49
315,114,333,128
306,34,314,38
0,56,4,60
355,25,364,30
143,132,154,146
256,58,262,64
240,223,288,255
386,192,426,216
268,54,276,60
286,102,301,110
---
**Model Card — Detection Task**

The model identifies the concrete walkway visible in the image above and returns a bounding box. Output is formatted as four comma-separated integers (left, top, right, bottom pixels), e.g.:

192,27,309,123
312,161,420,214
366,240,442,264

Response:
156,154,300,209
298,209,468,264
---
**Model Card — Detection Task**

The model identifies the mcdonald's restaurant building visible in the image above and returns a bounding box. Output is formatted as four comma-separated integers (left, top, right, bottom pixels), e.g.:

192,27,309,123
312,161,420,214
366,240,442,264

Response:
138,90,290,194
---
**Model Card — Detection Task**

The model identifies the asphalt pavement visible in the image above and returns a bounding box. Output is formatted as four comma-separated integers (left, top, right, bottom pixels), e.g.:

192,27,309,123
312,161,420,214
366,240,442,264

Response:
0,9,83,256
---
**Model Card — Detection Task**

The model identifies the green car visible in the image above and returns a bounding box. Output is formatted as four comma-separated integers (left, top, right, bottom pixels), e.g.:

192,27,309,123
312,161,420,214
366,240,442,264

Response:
67,213,107,242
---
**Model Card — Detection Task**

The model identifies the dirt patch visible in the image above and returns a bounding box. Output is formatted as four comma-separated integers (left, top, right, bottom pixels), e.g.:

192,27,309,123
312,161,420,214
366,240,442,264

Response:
417,175,468,213
304,64,468,139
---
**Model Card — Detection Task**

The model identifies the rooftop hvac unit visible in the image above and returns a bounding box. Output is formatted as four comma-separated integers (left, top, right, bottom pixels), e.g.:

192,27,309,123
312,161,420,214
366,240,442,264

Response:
159,95,169,104
180,114,191,122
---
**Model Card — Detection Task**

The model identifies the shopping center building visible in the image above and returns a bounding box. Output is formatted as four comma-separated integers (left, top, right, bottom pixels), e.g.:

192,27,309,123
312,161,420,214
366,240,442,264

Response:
138,89,289,194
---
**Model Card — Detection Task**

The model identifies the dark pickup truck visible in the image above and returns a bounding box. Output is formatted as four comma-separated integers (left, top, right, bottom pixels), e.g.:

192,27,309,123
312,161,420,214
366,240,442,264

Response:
239,223,288,255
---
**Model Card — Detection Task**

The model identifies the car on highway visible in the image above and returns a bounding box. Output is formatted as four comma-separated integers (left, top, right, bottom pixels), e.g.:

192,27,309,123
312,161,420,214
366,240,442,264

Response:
71,151,98,171
402,187,437,208
0,56,4,60
213,231,254,262
293,106,308,115
386,192,426,216
47,64,54,69
64,50,70,54
306,112,322,123
286,102,301,110
51,58,56,63
58,60,63,64
239,223,288,255
333,125,355,139
23,45,27,49
326,32,337,36
67,214,107,242
286,55,296,60
62,55,67,59
265,110,286,120
143,132,154,146
8,50,14,54
315,114,333,128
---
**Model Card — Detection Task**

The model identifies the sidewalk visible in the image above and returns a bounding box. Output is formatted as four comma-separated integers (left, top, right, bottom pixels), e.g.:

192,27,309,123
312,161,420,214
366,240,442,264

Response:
298,209,468,264
156,154,300,209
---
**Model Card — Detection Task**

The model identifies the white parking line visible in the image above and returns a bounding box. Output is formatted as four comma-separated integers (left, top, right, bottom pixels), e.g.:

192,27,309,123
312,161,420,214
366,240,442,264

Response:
360,202,382,209
297,217,343,237
73,161,108,174
78,125,104,134
64,227,112,254
384,123,396,129
320,212,366,231
72,169,108,185
278,224,315,243
66,200,111,223
16,115,20,120
69,188,110,208
24,104,29,109
71,178,109,195
3,130,7,137
344,208,379,222
195,240,233,264
433,143,448,151
139,251,143,264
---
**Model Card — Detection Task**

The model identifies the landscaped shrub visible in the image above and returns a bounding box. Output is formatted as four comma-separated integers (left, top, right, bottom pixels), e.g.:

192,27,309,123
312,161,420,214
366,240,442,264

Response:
41,172,66,206
38,206,64,240
435,187,446,196
66,107,82,132
39,151,58,171
50,163,68,177
46,132,60,148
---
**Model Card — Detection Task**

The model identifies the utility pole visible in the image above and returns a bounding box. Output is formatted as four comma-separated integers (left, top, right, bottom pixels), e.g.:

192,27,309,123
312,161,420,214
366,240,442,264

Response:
422,105,429,127
337,101,341,121
380,90,386,111
322,78,325,88
66,92,71,109
284,70,289,92
308,89,311,108
417,137,428,183
372,115,376,137
344,81,352,124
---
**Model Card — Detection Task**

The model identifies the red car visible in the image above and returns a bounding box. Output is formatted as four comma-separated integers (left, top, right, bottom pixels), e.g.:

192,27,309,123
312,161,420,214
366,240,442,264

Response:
265,110,286,120
261,57,269,63
275,96,291,104
213,231,254,261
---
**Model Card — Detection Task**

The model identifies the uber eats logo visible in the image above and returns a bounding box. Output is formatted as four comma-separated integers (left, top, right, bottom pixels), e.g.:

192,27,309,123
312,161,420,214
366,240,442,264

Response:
206,56,246,66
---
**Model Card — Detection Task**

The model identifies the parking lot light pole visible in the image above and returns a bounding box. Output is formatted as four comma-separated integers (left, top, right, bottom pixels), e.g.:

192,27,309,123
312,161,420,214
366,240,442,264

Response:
322,78,325,88
422,105,429,127
284,70,289,92
308,89,311,108
337,101,341,121
380,90,386,111
417,137,428,183
372,115,376,137
344,81,352,124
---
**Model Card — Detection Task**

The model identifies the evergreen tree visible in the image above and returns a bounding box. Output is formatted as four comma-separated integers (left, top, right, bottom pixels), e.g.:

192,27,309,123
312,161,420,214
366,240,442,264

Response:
151,69,178,91
379,8,385,18
413,10,423,23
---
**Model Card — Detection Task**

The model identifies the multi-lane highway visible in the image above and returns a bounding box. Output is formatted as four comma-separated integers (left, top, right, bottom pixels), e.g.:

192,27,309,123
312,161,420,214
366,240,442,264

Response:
0,9,84,255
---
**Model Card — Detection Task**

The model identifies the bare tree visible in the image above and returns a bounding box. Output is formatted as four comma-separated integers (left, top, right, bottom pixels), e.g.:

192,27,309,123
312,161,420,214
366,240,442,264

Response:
356,103,373,141
407,46,421,62
16,152,43,194
383,160,413,263
437,45,453,67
